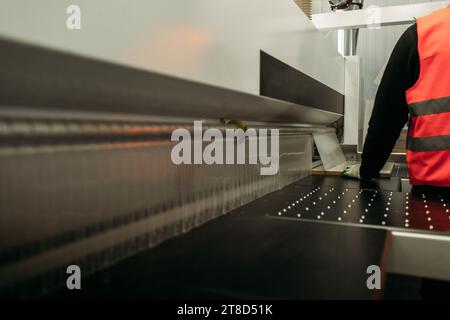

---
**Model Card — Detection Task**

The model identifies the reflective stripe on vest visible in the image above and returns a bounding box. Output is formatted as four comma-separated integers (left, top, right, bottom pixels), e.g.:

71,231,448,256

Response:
405,6,450,187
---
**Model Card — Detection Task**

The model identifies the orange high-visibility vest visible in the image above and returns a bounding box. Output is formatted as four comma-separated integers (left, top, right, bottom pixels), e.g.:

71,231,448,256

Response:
405,6,450,187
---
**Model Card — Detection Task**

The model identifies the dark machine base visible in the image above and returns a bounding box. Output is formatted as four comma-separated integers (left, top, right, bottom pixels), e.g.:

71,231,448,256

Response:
49,176,450,299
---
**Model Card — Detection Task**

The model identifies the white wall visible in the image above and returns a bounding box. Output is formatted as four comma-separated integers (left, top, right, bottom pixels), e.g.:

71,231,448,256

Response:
0,0,345,96
344,56,361,145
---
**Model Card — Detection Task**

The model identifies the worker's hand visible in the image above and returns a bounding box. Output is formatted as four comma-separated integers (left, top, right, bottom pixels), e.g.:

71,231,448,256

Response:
341,164,361,180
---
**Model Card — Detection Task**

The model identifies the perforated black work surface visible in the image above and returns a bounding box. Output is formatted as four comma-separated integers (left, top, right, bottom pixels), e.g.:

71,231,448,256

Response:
270,185,450,232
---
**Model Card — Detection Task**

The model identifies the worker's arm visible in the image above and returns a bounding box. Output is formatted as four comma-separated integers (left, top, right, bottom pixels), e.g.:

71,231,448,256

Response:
359,24,420,179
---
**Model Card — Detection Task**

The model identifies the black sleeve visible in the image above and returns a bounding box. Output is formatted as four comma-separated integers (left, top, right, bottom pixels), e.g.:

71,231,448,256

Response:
360,24,420,179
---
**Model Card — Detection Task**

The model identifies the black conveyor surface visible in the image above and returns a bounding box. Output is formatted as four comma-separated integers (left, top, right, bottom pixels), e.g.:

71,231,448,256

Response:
52,176,403,299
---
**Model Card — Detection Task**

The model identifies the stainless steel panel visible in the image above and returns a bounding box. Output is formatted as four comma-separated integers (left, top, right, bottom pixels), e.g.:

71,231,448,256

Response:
388,231,450,281
0,119,312,296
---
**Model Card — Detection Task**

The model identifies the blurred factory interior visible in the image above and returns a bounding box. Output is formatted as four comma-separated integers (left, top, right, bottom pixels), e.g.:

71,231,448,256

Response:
1,0,450,300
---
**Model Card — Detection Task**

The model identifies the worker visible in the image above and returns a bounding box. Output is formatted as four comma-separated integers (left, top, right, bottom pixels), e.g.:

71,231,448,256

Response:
343,6,450,299
342,5,450,194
